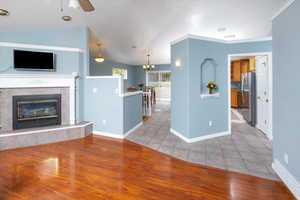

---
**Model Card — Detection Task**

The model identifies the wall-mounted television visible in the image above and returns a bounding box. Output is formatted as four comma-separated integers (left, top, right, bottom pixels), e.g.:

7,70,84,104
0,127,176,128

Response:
14,50,56,71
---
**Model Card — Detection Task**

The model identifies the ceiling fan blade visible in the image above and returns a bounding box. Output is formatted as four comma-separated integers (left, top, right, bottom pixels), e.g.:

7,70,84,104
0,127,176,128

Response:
79,0,95,12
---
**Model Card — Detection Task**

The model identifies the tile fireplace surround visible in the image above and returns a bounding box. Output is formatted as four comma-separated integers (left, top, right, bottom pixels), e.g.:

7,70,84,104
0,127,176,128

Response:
0,87,69,132
0,74,93,151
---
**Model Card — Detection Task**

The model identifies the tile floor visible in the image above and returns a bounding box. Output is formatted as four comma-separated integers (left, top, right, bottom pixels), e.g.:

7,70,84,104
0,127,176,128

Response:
126,103,278,180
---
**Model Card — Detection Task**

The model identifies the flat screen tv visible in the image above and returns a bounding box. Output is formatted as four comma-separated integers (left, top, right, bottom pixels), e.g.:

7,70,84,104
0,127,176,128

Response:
14,50,56,71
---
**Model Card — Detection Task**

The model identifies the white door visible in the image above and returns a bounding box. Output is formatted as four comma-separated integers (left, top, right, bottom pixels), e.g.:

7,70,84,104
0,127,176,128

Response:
146,71,171,101
256,55,270,135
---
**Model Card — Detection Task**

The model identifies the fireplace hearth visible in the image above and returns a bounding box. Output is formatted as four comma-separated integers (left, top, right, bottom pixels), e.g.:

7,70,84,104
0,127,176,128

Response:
13,94,61,130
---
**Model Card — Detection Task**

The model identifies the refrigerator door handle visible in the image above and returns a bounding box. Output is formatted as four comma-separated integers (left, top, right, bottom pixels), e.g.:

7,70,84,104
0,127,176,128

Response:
241,74,244,104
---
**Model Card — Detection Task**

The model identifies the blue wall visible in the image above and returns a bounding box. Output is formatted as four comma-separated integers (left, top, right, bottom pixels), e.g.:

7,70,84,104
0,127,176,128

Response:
188,39,228,138
171,37,272,139
0,27,88,75
84,78,124,135
273,0,300,182
134,64,171,85
90,59,137,90
0,27,89,122
171,40,189,137
123,94,143,133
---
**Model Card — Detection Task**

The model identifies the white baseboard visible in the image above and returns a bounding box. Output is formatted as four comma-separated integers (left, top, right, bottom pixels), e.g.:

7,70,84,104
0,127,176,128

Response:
272,159,300,199
93,121,143,139
170,128,230,143
124,122,143,138
93,131,124,139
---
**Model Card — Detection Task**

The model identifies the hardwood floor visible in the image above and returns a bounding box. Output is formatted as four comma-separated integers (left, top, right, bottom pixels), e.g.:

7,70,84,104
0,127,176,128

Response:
0,135,295,200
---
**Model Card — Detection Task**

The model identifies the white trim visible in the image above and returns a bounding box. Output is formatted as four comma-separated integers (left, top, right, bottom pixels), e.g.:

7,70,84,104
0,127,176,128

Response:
171,34,272,46
0,74,76,125
272,159,300,199
171,34,224,45
156,98,171,102
227,37,272,44
85,76,120,79
93,122,143,139
0,42,83,52
93,131,124,139
0,122,93,138
272,0,296,20
124,122,143,138
170,128,230,143
0,74,76,79
120,91,143,97
200,93,220,99
228,52,273,140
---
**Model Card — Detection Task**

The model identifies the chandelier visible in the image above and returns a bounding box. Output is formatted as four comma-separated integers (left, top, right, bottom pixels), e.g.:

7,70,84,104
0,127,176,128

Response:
143,54,155,71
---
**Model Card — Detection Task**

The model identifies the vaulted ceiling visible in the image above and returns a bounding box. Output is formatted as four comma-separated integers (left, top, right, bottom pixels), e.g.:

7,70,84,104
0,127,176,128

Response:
0,0,286,65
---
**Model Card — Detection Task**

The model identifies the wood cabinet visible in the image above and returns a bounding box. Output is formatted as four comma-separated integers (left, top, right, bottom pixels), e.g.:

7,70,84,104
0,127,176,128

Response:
249,56,256,72
241,60,249,74
231,90,239,108
231,61,241,82
231,58,255,82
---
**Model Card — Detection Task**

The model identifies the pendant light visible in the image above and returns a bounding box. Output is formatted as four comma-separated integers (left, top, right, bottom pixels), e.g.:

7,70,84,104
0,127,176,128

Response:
95,43,105,63
143,54,155,71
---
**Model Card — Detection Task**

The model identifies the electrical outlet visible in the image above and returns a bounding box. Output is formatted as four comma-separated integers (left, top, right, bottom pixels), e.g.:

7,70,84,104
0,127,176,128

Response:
284,153,289,164
209,121,213,127
102,120,106,125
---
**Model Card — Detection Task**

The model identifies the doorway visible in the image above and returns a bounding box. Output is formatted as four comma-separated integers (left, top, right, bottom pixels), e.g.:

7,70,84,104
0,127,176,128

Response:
146,71,171,101
228,52,272,140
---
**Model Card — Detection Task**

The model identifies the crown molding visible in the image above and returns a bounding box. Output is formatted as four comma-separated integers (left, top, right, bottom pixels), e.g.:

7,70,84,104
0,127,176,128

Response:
0,42,84,52
227,37,272,44
171,34,272,46
272,0,296,20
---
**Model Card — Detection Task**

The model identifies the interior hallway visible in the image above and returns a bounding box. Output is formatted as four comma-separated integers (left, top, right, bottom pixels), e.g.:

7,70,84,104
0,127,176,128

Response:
126,103,278,180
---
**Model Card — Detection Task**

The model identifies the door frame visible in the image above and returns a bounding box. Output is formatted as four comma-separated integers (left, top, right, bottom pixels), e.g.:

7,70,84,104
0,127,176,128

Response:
227,52,273,140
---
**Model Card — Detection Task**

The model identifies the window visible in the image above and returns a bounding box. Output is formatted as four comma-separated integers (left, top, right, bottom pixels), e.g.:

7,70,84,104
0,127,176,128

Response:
112,68,127,79
146,71,171,101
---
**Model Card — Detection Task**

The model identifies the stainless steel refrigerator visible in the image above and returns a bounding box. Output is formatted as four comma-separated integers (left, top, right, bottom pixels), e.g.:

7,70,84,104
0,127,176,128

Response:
241,72,256,126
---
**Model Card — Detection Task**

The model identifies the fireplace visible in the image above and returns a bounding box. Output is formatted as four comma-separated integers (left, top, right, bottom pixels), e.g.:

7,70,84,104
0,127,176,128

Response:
13,94,61,130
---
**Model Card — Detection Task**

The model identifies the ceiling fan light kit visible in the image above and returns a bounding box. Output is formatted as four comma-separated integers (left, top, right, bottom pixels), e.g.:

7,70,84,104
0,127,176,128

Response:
69,0,80,9
62,16,72,21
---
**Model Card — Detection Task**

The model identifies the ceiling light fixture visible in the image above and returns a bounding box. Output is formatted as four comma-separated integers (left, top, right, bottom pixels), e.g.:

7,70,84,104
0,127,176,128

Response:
95,43,105,63
143,54,155,71
69,0,80,9
0,9,9,16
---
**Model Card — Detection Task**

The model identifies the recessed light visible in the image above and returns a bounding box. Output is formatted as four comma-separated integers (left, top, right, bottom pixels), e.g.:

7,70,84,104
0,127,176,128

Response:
62,16,72,21
0,9,9,16
217,27,226,32
224,34,236,39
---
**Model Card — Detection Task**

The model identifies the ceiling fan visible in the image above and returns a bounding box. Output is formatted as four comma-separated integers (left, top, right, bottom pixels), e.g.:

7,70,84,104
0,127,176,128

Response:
68,0,95,12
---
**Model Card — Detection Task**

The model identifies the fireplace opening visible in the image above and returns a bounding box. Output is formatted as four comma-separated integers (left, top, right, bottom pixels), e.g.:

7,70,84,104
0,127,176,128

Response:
13,94,61,130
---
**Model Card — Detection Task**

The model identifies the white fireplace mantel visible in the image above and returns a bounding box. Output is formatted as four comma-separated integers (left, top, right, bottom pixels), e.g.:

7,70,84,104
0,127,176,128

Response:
0,74,77,124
